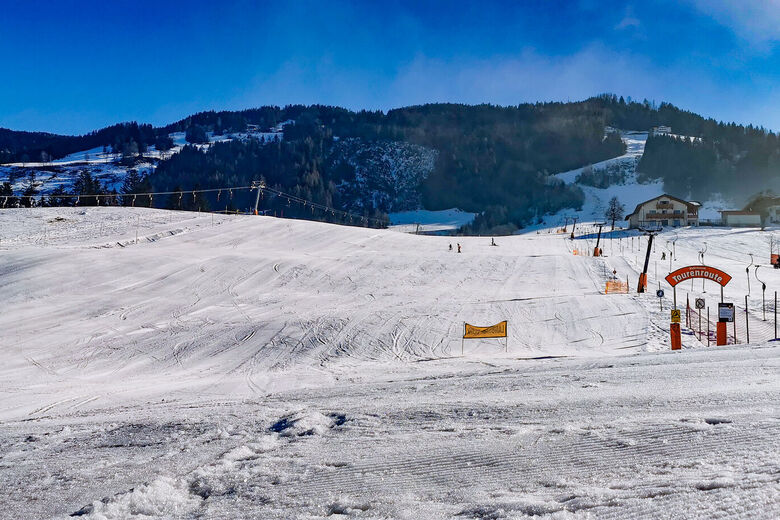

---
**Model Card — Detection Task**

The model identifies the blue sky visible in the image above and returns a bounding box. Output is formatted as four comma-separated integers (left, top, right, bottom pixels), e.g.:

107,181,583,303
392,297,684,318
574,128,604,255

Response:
2,0,780,134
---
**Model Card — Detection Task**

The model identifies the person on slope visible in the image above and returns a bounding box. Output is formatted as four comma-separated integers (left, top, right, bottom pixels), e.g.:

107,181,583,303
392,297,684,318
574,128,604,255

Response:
449,243,453,252
491,237,497,246
457,243,462,253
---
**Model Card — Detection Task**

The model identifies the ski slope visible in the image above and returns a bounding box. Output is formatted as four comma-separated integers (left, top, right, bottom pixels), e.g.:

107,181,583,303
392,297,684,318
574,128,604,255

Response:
0,208,778,519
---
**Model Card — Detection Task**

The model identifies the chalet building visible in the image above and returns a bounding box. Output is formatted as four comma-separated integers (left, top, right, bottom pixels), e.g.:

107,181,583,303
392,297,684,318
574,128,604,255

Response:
720,211,762,227
652,125,672,136
626,194,700,229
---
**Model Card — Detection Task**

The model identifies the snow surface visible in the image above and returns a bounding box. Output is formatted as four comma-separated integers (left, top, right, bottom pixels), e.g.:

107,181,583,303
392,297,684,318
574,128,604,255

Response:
0,207,778,519
389,207,476,233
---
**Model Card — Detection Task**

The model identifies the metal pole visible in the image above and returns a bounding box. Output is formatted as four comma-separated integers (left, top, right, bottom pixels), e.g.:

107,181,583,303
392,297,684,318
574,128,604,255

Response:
698,308,702,341
763,287,766,321
707,307,710,346
776,291,778,340
745,295,750,344
686,294,690,327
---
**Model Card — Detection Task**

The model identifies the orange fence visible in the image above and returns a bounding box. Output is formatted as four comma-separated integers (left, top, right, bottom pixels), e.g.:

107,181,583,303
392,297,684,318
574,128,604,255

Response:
605,280,629,294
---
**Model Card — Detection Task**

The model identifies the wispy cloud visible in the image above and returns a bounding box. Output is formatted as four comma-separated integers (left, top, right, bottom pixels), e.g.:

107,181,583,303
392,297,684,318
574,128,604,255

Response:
688,0,780,44
615,6,641,30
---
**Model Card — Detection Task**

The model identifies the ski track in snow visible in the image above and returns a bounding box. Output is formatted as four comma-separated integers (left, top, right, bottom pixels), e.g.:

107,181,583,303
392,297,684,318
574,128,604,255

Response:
0,208,778,519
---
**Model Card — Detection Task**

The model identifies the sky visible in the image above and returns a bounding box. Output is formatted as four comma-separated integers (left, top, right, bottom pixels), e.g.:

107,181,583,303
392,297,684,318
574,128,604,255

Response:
2,0,780,135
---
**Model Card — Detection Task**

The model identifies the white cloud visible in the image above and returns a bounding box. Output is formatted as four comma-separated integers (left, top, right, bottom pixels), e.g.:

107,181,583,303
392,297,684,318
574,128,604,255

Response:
688,0,780,43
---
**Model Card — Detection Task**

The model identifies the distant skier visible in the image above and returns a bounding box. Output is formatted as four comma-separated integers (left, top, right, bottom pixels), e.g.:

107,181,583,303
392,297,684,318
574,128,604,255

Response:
457,243,462,253
661,251,666,260
491,237,497,246
449,243,453,252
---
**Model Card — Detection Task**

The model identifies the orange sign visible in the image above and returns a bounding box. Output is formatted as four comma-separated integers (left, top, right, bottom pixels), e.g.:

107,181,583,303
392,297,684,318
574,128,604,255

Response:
464,321,507,339
664,265,731,287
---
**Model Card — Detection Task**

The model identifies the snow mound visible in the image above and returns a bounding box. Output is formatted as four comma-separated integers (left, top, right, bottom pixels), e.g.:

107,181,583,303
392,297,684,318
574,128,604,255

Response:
74,476,201,519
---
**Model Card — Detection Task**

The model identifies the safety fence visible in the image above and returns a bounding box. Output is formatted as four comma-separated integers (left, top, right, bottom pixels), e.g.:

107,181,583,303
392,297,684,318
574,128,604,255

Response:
685,296,779,346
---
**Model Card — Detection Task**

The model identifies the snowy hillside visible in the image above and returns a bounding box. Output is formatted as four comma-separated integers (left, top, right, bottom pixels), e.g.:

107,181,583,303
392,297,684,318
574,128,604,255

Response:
545,130,737,227
0,127,285,198
0,207,778,518
547,131,663,226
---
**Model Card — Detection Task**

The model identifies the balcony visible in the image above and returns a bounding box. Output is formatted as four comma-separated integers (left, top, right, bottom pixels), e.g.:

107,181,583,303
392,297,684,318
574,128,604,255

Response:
644,211,697,219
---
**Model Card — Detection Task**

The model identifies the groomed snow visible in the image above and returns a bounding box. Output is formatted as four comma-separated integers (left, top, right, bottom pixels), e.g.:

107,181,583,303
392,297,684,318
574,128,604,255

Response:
0,208,778,519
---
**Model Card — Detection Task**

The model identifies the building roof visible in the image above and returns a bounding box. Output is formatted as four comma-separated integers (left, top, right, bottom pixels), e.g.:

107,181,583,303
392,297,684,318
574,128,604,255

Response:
625,194,699,220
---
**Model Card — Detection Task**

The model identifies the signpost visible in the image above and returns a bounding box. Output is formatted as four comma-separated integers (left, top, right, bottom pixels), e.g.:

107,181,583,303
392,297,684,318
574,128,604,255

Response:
657,289,664,311
718,302,734,346
665,265,732,350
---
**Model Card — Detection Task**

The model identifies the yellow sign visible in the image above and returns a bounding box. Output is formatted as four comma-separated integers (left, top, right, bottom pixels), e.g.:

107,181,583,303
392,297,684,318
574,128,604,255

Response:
464,321,507,339
670,309,681,323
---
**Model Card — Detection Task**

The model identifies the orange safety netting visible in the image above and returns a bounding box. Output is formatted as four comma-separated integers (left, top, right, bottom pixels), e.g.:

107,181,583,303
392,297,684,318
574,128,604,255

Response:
605,281,629,294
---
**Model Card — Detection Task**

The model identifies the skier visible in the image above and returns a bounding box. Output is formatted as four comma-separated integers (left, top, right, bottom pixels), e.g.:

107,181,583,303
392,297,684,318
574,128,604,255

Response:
457,243,462,253
491,237,497,246
449,243,453,252
661,251,666,260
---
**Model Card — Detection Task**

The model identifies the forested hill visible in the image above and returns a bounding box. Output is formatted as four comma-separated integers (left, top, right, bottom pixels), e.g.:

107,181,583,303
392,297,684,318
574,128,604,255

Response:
151,102,625,231
4,95,780,232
